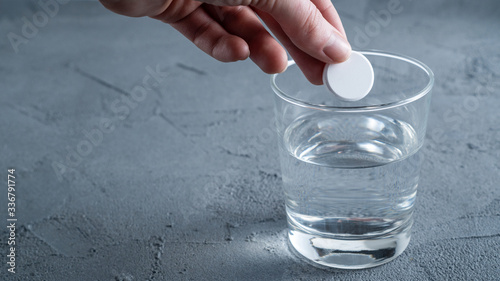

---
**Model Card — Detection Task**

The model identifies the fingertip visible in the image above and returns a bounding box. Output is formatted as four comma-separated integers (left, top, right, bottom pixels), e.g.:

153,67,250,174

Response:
234,39,251,61
257,48,288,74
213,36,250,62
248,33,288,74
276,50,289,73
337,40,352,62
323,34,352,63
307,75,324,85
299,61,325,85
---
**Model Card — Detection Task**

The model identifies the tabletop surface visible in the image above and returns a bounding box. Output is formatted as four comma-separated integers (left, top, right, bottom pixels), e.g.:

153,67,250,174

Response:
1,0,499,280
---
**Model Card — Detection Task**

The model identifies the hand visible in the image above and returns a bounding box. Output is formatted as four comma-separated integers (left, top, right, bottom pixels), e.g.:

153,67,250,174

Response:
99,0,351,84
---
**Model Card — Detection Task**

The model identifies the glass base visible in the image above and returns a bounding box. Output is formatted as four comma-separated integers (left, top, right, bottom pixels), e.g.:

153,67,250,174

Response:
288,225,411,269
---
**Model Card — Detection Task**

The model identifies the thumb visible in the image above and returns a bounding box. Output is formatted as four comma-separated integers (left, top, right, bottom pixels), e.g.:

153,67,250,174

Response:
252,0,351,63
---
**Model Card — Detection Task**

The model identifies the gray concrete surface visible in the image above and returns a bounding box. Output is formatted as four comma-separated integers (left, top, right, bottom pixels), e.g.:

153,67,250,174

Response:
1,0,499,280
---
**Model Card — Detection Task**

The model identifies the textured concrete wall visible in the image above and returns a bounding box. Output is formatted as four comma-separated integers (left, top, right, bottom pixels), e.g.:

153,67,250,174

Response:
0,0,499,280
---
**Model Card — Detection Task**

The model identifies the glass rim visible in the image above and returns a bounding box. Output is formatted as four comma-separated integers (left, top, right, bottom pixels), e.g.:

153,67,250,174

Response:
270,50,434,112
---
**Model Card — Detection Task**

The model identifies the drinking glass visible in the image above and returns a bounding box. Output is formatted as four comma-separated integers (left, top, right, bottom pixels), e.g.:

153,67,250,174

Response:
271,50,434,269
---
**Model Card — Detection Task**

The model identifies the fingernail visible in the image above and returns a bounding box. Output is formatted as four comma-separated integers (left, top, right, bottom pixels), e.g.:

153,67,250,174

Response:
278,63,288,73
323,33,352,63
278,53,290,73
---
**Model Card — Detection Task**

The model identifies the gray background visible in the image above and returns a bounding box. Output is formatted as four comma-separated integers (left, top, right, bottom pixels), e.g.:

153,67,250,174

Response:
1,0,499,280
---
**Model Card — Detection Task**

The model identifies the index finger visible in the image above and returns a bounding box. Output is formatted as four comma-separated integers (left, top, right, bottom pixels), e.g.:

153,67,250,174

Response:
252,0,351,63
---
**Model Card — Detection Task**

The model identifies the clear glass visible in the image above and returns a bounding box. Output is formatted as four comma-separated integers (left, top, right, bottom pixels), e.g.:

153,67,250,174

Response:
271,50,434,269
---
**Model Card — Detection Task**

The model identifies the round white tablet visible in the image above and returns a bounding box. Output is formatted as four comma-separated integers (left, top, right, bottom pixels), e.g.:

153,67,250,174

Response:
323,51,374,101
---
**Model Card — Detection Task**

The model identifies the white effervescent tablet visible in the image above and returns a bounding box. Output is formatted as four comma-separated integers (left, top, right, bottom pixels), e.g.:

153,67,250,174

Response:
323,51,374,101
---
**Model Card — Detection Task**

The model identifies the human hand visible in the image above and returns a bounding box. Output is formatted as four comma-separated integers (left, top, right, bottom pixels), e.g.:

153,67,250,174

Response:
99,0,351,85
